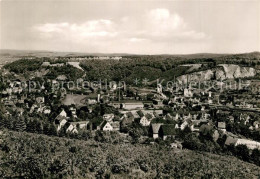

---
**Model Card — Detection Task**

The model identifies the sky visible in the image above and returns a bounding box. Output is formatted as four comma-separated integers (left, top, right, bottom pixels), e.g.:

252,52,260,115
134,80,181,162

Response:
0,0,260,54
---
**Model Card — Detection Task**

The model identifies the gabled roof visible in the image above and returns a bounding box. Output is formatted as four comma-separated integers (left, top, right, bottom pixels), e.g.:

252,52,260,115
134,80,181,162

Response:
160,125,178,136
218,122,226,129
152,123,162,134
126,112,134,118
137,110,144,117
121,116,134,124
225,136,238,146
182,119,192,125
110,121,120,128
253,121,260,125
145,113,154,120
55,116,67,124
100,121,112,129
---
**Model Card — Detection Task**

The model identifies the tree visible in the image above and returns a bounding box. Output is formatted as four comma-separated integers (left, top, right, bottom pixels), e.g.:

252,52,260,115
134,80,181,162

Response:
235,145,250,162
14,118,26,132
251,149,260,166
48,123,58,136
179,126,191,139
182,133,204,150
0,115,12,129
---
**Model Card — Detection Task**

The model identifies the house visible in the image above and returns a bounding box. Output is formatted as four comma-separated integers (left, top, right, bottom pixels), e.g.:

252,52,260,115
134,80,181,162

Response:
184,88,193,97
100,121,114,131
55,109,68,131
43,107,51,114
225,136,260,150
183,113,192,120
190,121,200,132
51,63,64,67
120,112,134,121
253,121,259,129
59,109,67,118
103,114,114,122
153,99,164,108
70,107,77,118
239,113,250,122
56,116,67,131
120,113,135,129
66,121,89,133
173,113,179,121
159,125,178,140
66,123,78,133
122,101,144,110
180,119,192,130
218,122,226,132
140,113,154,126
29,104,38,113
151,123,162,139
110,121,120,131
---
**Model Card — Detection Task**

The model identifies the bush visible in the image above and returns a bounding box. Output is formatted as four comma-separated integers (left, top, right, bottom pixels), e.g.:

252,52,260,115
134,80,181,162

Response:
234,145,250,162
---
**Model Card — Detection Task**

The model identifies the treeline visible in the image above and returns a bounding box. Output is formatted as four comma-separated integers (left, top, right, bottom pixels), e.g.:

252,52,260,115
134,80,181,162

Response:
4,53,260,83
4,58,44,74
0,115,57,136
45,65,84,80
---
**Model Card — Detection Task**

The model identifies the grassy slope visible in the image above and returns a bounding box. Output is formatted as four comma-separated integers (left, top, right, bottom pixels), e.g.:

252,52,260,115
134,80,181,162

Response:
0,130,259,178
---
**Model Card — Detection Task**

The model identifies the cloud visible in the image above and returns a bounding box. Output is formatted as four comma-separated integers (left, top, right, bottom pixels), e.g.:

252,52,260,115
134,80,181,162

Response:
141,8,207,41
146,8,186,31
33,8,208,53
129,37,147,42
34,19,117,41
119,8,208,42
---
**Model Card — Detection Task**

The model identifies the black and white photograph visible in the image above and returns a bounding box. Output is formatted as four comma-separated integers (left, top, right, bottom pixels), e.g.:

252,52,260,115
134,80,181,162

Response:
0,0,260,178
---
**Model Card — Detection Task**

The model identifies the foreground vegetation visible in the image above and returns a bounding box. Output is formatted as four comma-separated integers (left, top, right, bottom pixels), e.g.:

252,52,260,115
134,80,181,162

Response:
0,130,259,178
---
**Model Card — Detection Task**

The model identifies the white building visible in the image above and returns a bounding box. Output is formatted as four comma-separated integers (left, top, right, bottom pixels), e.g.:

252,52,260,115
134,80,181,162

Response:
225,136,260,150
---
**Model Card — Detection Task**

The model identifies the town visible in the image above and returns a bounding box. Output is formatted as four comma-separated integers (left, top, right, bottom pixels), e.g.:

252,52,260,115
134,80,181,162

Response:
1,54,260,152
0,53,260,174
1,52,260,178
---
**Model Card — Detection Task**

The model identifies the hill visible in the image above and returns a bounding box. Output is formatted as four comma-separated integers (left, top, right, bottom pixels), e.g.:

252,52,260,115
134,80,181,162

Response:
0,130,259,178
1,49,260,59
2,50,260,87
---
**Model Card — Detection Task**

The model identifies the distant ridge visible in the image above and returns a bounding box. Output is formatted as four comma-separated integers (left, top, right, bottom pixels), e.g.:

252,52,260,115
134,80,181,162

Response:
0,49,259,59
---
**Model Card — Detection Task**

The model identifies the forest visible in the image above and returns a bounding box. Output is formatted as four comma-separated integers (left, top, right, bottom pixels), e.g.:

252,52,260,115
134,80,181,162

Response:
3,52,260,84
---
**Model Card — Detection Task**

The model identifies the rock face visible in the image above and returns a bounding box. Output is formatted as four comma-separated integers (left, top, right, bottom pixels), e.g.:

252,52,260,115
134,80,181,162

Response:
177,69,214,84
177,64,256,83
217,64,256,79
